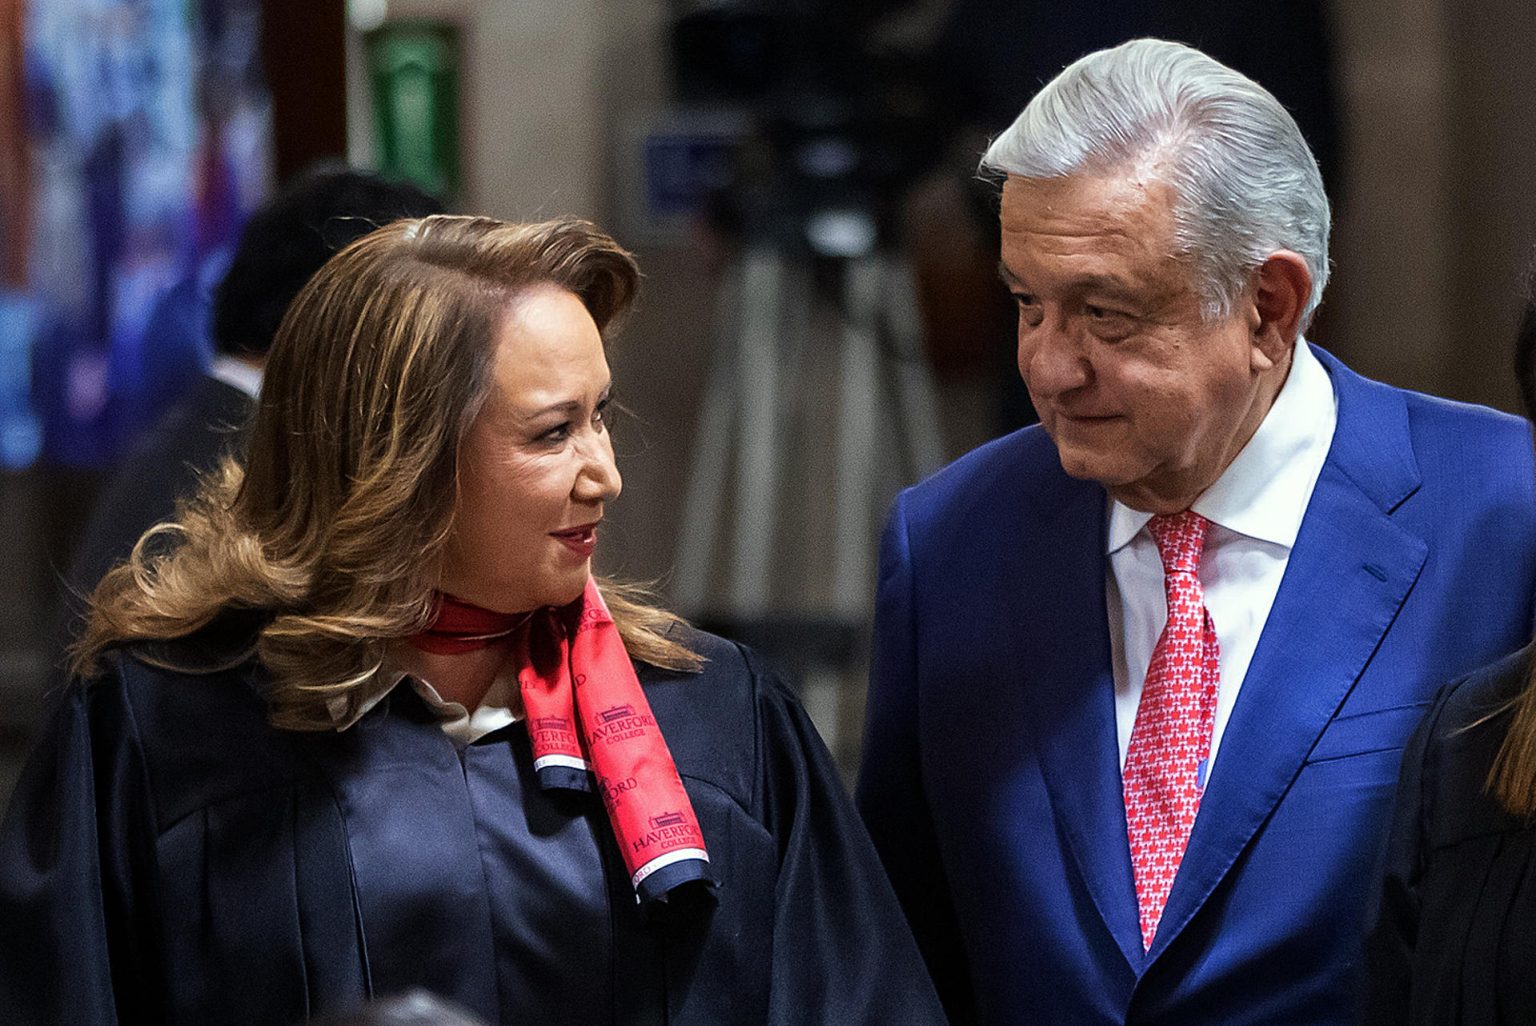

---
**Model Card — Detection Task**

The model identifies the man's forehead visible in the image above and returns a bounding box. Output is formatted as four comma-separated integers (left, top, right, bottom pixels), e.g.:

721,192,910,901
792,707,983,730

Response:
997,258,1143,299
1000,172,1176,230
1002,172,1178,253
995,172,1195,307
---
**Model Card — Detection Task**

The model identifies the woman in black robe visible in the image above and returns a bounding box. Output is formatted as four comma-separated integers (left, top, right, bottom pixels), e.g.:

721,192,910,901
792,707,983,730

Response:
0,215,946,1026
1367,649,1536,1025
1365,288,1536,1026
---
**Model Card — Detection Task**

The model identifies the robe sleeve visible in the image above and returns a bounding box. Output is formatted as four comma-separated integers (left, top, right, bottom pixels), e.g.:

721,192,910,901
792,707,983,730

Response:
744,645,949,1026
855,492,976,1023
1364,682,1445,1026
0,668,163,1025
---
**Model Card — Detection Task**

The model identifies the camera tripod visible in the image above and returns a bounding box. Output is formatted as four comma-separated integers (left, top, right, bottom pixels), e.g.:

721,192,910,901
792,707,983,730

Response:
671,238,944,622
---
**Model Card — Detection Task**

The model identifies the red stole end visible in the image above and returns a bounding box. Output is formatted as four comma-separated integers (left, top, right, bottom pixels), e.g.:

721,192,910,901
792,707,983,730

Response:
408,580,712,902
517,579,712,901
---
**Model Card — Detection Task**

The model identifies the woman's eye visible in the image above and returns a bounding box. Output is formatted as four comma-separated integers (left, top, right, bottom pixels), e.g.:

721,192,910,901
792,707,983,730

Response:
540,423,571,443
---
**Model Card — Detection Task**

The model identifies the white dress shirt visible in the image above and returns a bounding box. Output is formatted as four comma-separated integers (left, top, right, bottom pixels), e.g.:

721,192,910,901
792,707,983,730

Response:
1107,340,1338,778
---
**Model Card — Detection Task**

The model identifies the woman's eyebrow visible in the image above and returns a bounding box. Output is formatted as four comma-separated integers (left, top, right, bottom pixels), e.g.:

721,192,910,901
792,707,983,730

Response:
518,382,613,419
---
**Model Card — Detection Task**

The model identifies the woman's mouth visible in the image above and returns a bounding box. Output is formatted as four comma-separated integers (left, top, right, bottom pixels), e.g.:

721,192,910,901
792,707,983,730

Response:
550,522,600,557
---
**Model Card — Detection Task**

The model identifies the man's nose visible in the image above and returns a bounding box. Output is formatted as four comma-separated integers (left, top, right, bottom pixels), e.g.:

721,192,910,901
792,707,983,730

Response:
1019,319,1090,399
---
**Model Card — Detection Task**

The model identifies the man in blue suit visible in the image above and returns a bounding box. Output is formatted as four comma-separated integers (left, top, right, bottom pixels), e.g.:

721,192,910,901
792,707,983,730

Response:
857,39,1536,1025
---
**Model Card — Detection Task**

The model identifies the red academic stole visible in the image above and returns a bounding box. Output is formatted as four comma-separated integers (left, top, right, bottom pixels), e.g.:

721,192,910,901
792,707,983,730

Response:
410,579,712,903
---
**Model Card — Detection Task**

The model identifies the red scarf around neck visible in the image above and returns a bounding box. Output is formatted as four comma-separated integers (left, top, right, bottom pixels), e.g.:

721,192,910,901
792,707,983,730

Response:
408,593,529,654
408,579,712,903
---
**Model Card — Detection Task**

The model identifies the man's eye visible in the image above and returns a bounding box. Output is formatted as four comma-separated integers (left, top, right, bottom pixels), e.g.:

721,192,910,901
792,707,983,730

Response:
594,397,612,427
1085,306,1136,341
1014,295,1044,328
1086,303,1135,322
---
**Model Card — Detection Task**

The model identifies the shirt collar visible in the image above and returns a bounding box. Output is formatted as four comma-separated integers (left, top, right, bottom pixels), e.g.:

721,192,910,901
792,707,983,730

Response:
208,356,264,398
325,654,521,745
1106,338,1338,554
325,666,407,732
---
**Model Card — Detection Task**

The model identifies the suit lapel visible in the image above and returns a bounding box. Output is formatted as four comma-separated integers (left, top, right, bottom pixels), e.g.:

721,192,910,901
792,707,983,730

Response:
1023,469,1146,970
1144,348,1428,964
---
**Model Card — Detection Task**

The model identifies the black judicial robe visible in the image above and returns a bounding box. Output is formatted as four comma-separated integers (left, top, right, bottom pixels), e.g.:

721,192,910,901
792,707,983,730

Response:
0,626,947,1026
1368,646,1536,1026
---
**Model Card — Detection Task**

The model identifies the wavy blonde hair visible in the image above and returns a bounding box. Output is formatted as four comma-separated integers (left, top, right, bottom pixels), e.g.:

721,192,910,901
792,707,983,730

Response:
1488,668,1536,818
73,215,701,729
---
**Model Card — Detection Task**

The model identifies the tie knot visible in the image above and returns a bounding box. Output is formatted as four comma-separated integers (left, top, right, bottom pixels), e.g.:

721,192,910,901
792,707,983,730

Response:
1147,511,1209,576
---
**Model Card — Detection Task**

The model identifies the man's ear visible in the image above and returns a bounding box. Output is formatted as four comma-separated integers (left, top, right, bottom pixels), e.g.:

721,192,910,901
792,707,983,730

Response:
1248,250,1312,371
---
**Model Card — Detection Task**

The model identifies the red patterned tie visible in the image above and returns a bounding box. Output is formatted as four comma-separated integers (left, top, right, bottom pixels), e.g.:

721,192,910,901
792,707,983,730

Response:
1123,511,1221,950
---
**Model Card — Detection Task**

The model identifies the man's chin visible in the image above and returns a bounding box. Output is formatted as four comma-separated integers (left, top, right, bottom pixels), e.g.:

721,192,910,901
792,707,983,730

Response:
1054,448,1137,489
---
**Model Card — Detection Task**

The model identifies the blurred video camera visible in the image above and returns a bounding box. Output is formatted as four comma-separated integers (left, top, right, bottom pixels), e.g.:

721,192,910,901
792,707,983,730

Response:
665,0,943,253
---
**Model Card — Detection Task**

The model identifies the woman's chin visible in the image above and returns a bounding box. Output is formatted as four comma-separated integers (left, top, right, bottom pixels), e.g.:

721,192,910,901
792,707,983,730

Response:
441,565,592,612
537,568,591,610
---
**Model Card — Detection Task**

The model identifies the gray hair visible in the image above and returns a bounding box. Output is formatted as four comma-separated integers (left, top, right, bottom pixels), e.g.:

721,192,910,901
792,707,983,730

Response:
980,38,1330,323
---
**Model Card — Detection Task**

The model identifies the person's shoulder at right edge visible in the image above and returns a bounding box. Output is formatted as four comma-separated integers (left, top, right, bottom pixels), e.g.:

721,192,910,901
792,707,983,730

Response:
1365,645,1534,1026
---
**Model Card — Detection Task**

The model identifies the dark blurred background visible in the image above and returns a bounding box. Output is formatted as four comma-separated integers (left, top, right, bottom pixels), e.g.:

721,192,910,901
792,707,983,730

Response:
3,0,1535,802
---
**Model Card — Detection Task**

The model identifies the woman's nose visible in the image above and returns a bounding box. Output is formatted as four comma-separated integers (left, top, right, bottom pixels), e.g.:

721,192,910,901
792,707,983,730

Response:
575,432,622,503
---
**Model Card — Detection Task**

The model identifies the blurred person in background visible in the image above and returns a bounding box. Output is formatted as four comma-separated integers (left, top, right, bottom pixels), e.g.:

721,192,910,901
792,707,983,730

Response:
63,165,442,625
1365,270,1536,1026
0,215,945,1025
858,38,1536,1025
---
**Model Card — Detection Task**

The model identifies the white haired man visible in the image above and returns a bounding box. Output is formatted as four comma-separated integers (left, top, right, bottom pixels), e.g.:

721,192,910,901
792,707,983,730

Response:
857,38,1536,1025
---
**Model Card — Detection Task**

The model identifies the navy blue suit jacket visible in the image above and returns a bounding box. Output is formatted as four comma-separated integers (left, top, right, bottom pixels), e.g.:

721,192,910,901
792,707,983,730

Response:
857,348,1536,1025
